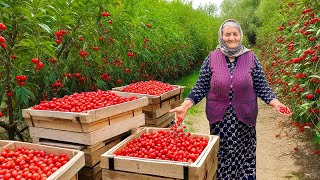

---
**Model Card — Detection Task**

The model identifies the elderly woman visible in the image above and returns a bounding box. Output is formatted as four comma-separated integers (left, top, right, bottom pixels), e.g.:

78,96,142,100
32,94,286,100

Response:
170,19,291,179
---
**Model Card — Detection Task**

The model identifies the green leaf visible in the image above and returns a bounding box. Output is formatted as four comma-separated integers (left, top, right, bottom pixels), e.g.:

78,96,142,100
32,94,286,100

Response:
15,87,36,106
96,79,107,89
40,41,56,58
15,39,35,48
309,75,320,79
39,23,52,33
18,7,33,20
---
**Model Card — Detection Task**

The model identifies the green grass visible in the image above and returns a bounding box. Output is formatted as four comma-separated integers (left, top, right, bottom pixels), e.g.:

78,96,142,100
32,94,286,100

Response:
169,68,205,132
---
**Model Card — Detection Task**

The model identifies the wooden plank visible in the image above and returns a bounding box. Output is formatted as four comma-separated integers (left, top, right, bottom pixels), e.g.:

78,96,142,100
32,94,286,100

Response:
85,139,120,167
206,158,218,180
144,115,174,128
38,139,85,150
79,163,102,176
22,96,148,124
144,105,172,119
171,100,183,109
145,112,172,125
0,140,13,151
143,103,161,111
134,108,143,116
102,169,175,180
143,96,178,111
159,87,181,102
100,128,219,179
25,117,110,133
70,174,78,180
4,141,85,180
93,97,148,121
82,131,131,153
79,171,101,180
109,111,133,125
29,114,145,145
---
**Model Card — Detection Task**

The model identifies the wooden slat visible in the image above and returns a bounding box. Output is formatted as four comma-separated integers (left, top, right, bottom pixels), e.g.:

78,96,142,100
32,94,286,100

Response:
93,98,148,121
79,171,101,180
25,117,110,133
29,114,145,145
171,99,183,109
22,97,148,124
82,131,131,154
79,163,101,176
143,95,180,111
0,140,13,151
37,139,85,150
145,112,172,125
144,105,172,119
85,139,120,167
102,169,175,180
144,115,174,128
100,128,219,179
109,111,134,125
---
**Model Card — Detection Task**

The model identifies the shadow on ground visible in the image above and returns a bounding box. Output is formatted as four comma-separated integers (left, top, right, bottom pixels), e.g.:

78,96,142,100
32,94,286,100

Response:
279,122,320,180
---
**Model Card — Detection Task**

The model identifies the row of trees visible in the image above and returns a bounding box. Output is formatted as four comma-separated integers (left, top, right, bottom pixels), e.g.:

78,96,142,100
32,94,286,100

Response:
0,0,221,140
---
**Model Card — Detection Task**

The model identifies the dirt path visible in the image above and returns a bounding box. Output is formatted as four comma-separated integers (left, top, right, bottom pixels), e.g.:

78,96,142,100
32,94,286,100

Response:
185,99,320,180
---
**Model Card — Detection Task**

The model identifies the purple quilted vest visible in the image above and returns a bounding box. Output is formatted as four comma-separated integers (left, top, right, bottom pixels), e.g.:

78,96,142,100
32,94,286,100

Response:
206,49,258,126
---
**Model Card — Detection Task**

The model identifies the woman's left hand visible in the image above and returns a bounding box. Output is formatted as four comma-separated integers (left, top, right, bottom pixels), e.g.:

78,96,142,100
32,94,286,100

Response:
274,104,292,116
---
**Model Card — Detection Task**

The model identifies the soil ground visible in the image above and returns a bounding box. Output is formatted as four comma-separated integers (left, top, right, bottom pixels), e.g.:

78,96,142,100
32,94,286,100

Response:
185,99,320,180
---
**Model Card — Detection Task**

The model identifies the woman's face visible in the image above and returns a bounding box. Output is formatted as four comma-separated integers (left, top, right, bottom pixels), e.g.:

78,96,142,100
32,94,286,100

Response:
222,26,241,49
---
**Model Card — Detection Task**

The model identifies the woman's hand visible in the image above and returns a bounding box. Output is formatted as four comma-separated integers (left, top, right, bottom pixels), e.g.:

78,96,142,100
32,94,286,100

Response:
169,105,188,120
274,104,292,116
269,99,292,116
169,99,194,121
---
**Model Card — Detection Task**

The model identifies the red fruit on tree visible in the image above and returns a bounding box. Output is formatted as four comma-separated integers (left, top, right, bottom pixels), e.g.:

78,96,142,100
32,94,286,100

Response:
0,37,5,43
306,94,314,100
11,54,17,59
1,43,6,48
0,112,3,117
56,39,62,44
32,58,40,64
6,91,12,97
0,23,6,30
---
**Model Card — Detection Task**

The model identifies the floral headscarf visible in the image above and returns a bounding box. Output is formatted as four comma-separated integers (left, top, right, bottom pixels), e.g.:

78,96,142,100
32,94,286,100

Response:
216,19,250,58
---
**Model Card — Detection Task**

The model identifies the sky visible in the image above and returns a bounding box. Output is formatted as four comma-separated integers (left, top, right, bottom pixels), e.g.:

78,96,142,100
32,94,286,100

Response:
190,0,223,9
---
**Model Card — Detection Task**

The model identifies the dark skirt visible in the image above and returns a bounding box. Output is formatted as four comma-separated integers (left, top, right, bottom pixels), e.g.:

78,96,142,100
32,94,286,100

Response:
210,106,256,180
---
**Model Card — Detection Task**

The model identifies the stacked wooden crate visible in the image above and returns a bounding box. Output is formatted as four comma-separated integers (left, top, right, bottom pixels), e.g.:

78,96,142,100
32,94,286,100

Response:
0,140,85,180
22,92,148,180
112,85,185,128
100,127,220,180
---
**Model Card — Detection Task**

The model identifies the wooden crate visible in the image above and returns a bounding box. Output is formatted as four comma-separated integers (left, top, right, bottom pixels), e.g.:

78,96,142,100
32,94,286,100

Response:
111,85,185,105
0,140,85,180
111,86,183,120
100,127,219,180
22,94,148,133
29,113,145,145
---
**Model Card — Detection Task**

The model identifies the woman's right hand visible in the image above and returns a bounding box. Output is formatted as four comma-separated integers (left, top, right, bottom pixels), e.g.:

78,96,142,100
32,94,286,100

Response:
169,105,188,120
169,99,194,121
